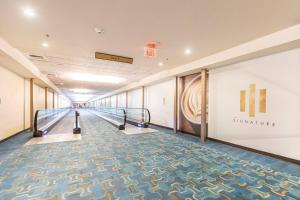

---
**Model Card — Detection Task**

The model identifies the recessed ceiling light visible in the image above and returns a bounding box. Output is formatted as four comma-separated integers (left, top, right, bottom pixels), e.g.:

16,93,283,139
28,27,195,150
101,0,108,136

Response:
42,42,49,47
185,48,192,55
69,73,125,84
23,7,36,17
158,62,164,66
94,27,104,34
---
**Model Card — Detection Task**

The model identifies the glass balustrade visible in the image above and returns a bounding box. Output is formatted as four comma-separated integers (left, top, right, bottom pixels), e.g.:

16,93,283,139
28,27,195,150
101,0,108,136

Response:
34,107,71,137
125,108,151,127
88,106,151,128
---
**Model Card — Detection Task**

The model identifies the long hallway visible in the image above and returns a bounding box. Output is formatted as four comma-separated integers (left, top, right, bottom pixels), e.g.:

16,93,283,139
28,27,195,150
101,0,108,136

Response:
0,110,299,199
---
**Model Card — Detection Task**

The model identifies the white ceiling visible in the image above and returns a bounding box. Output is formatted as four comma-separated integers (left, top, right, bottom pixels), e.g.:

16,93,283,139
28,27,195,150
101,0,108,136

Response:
0,0,299,102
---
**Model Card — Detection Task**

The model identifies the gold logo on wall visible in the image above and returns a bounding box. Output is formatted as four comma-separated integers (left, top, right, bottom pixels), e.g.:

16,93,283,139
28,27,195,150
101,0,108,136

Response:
240,84,266,117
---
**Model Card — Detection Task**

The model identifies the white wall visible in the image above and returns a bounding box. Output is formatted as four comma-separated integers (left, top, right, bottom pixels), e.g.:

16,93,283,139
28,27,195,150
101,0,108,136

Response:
208,48,300,160
58,95,71,108
105,97,110,107
111,95,117,108
128,88,142,108
117,92,126,108
145,79,175,128
0,65,26,140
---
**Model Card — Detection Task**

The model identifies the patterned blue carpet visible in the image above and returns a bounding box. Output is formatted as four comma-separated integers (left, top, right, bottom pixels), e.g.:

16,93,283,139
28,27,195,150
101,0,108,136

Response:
0,110,300,199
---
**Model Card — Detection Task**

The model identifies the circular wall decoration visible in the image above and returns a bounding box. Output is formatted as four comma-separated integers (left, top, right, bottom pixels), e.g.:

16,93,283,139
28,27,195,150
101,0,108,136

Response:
181,74,202,124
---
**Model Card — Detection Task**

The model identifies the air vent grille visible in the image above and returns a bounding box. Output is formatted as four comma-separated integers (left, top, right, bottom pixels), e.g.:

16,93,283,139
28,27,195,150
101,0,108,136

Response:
28,54,47,61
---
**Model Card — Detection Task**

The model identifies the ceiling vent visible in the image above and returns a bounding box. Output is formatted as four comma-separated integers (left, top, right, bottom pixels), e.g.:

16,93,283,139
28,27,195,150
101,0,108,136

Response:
27,54,48,61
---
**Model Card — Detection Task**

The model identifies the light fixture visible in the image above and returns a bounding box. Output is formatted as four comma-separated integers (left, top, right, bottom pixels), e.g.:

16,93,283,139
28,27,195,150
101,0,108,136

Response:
68,93,95,101
94,27,104,34
158,62,164,66
70,88,93,93
185,48,192,55
42,42,49,47
23,7,36,17
69,73,125,84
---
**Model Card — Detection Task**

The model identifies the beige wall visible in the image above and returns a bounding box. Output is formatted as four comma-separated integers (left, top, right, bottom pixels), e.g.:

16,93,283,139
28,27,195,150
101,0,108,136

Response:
33,84,45,114
24,79,31,129
0,62,70,141
47,90,54,109
54,93,58,108
0,65,26,140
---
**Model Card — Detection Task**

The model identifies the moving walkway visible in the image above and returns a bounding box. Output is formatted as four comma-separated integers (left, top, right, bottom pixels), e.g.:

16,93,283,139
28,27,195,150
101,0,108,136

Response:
33,108,81,137
88,107,150,130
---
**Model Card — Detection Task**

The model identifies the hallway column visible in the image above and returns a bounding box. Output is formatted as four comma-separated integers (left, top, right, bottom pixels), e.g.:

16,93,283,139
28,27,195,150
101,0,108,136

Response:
116,94,118,108
141,86,145,109
200,69,208,141
45,87,48,109
173,77,178,133
52,91,55,108
29,78,34,129
126,91,128,109
142,86,145,121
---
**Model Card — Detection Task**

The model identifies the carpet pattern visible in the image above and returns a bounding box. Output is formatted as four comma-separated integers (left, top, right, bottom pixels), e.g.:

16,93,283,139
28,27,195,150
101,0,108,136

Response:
0,110,300,199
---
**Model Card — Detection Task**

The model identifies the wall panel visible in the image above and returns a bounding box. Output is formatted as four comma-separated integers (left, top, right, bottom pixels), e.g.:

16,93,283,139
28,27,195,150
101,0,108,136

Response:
208,48,300,160
111,96,117,108
0,65,25,140
24,79,31,129
145,79,175,128
117,93,126,108
128,88,142,108
47,90,53,109
33,84,45,114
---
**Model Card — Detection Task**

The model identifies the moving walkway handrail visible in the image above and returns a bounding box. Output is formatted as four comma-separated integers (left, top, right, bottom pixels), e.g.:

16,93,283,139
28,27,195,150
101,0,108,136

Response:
125,108,151,125
90,107,151,128
33,107,71,137
91,107,127,129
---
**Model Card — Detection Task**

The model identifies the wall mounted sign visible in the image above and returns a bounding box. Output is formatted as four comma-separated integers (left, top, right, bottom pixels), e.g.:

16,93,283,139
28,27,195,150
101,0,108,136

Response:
144,42,157,58
95,52,133,64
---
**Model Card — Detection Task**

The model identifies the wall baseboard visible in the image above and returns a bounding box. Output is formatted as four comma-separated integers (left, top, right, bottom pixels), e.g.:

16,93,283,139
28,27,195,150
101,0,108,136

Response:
150,123,173,130
208,137,300,165
0,128,31,143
